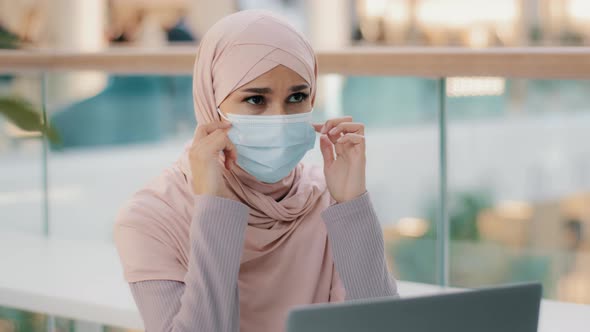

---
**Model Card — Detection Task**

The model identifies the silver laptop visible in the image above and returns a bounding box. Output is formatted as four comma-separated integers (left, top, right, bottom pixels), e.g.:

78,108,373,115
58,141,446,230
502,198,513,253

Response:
287,283,541,332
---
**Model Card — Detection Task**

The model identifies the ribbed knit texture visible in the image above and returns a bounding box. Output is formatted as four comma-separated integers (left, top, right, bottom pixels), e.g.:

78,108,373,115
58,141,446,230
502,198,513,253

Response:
321,191,399,300
129,192,398,332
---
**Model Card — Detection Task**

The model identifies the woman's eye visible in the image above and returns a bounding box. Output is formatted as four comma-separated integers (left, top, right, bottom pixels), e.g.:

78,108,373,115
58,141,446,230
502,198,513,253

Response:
245,95,265,105
288,92,308,103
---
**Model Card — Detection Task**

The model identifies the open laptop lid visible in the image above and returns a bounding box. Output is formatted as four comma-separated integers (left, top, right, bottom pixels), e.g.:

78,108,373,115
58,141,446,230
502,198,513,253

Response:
287,283,542,332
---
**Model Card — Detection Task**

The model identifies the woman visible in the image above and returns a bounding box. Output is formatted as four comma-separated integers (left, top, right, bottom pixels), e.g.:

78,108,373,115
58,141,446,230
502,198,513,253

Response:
114,10,398,332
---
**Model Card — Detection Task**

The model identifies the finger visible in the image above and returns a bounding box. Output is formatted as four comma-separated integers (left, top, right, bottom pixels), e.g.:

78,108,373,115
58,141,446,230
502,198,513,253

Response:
212,131,237,171
319,135,335,170
334,134,365,159
202,128,234,154
326,122,364,145
224,150,232,170
223,139,238,170
322,117,355,144
312,123,324,133
320,116,353,134
221,134,238,171
336,133,365,145
328,122,365,136
194,121,232,141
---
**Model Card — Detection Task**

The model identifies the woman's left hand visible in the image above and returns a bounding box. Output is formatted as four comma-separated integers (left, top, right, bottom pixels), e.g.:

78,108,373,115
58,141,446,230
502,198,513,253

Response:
313,116,367,203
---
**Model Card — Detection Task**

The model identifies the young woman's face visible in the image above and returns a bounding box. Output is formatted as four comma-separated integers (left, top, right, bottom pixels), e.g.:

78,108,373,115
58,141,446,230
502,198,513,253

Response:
218,65,313,116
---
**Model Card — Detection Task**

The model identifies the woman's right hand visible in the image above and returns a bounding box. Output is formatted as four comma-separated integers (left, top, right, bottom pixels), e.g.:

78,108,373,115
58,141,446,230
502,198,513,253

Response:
189,122,237,199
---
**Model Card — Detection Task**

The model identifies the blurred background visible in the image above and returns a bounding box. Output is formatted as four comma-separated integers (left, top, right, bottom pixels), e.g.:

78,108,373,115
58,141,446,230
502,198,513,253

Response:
1,0,590,331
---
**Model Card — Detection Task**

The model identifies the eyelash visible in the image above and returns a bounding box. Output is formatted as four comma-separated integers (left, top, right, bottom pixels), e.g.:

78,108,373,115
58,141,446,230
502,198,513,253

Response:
242,92,309,105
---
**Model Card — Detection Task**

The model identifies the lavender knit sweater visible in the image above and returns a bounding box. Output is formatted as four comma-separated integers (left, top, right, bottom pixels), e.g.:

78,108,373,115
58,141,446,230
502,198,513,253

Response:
128,191,398,331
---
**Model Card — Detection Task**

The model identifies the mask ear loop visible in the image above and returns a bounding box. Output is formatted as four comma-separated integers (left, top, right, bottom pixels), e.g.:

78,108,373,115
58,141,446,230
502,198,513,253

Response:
304,108,314,124
217,107,232,122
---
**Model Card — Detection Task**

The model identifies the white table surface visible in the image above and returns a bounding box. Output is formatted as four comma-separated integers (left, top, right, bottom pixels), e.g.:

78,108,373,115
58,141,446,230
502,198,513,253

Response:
1,231,588,331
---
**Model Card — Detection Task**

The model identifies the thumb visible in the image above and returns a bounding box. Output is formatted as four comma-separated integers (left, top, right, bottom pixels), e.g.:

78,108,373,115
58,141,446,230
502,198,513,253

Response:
319,135,335,171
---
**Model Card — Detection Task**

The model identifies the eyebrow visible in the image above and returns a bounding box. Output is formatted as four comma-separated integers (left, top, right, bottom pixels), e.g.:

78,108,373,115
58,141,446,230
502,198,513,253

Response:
241,87,272,94
240,84,310,94
289,84,310,92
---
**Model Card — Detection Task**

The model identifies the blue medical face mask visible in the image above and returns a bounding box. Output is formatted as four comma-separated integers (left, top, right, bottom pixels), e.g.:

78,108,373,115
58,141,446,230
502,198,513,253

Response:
217,108,316,183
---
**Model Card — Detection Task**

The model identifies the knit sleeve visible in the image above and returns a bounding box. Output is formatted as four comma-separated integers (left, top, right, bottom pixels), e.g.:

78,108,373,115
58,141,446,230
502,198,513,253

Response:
124,195,249,332
321,191,399,300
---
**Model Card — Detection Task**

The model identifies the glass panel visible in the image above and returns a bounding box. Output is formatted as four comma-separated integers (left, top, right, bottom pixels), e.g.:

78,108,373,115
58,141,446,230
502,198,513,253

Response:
0,72,45,235
0,306,48,332
0,307,97,332
42,71,441,286
447,77,590,304
104,326,142,332
45,72,196,242
306,75,440,284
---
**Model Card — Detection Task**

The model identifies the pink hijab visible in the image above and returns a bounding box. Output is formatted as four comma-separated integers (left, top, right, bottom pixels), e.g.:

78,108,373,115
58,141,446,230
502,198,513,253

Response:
114,10,344,332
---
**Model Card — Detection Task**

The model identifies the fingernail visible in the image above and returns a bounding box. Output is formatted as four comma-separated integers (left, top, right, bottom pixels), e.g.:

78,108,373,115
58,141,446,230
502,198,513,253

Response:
329,128,337,135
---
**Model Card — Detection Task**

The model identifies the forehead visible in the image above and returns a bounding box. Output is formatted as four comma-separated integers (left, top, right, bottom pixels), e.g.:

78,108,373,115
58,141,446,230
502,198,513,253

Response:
240,65,309,88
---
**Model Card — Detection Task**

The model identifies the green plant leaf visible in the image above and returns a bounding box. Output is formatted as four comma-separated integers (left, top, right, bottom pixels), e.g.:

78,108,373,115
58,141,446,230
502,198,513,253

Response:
0,96,62,145
0,28,20,49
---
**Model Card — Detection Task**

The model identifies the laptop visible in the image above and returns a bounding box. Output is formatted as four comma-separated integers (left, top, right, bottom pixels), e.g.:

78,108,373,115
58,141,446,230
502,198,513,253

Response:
286,283,541,332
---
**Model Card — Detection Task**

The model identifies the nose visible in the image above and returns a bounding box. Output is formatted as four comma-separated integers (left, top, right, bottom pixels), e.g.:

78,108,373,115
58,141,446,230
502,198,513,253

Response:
267,104,288,115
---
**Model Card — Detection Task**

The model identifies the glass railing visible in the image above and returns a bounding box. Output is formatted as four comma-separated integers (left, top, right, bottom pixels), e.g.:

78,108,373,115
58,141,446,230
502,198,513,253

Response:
1,47,590,330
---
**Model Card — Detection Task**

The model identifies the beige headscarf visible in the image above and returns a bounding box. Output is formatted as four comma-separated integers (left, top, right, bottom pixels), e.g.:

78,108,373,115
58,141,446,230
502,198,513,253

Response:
114,9,345,332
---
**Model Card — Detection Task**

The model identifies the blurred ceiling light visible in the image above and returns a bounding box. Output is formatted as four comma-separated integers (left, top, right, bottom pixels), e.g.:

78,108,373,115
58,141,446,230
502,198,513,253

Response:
496,200,533,220
386,0,410,25
364,0,389,18
446,77,505,97
357,0,520,46
417,0,518,28
396,217,429,237
466,25,491,48
568,0,590,22
417,0,473,28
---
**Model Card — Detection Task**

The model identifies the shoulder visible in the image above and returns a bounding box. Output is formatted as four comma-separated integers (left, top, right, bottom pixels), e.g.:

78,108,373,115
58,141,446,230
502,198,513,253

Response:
114,166,191,230
113,167,190,283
